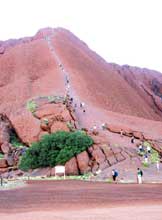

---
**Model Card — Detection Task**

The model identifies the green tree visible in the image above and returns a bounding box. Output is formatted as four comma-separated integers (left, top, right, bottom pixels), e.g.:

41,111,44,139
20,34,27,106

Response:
19,131,93,171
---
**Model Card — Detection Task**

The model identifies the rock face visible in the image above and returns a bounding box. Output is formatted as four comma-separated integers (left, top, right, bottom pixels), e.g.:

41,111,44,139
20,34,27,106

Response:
76,151,90,174
1,142,12,154
65,157,79,175
10,110,41,145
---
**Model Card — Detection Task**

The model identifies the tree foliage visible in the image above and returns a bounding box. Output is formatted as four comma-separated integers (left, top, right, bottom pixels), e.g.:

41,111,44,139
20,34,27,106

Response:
19,131,93,171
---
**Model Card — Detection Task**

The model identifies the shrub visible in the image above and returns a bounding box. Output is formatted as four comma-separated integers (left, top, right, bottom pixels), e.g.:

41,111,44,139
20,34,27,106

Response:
0,153,4,159
142,161,149,168
19,131,93,171
26,100,37,113
66,121,75,132
150,149,159,164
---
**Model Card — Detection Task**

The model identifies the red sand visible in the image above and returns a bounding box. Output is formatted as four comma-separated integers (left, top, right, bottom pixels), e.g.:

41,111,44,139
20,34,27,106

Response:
0,180,162,219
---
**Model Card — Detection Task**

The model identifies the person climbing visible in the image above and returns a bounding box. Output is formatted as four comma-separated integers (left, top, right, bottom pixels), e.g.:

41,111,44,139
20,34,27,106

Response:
69,97,73,105
92,125,98,135
93,125,97,131
65,75,69,84
138,144,144,153
156,160,160,172
101,123,108,130
144,154,148,164
80,102,85,108
112,169,118,182
120,129,124,137
131,136,135,144
146,145,151,154
96,169,101,175
137,168,143,184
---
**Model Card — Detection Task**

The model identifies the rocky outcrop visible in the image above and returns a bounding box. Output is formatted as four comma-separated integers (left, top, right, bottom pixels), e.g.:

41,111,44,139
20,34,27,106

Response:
50,121,69,133
0,159,8,168
10,110,41,145
76,151,90,174
65,157,79,175
0,114,11,148
1,142,12,154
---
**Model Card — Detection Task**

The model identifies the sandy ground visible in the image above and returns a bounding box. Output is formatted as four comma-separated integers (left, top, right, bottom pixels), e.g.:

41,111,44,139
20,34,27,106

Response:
0,180,162,220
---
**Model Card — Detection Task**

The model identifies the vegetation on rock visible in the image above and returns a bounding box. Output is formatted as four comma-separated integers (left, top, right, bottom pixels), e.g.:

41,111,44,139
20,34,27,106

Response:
0,153,4,159
19,131,93,171
26,100,37,113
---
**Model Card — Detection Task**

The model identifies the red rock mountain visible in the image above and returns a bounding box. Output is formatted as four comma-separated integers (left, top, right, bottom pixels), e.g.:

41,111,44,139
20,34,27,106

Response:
1,27,162,177
0,27,162,141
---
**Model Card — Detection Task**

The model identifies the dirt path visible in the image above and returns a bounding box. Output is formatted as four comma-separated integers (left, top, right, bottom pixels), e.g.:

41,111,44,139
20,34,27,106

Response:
0,180,162,219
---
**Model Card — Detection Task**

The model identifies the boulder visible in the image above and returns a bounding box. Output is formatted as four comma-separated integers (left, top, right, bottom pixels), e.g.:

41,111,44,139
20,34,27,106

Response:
107,124,132,136
133,131,143,140
4,154,15,166
0,125,10,146
0,159,8,168
76,151,90,174
51,121,69,133
1,142,12,154
10,109,40,144
65,157,79,175
107,125,121,133
0,168,8,174
34,103,64,119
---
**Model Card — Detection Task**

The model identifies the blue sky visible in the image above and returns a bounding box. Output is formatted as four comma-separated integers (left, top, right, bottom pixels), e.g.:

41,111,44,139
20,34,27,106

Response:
0,0,162,72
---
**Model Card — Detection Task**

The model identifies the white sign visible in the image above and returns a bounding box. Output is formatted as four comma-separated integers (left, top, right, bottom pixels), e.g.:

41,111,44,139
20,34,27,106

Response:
55,165,65,179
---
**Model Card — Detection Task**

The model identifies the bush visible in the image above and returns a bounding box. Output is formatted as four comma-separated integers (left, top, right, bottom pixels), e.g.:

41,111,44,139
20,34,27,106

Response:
150,149,159,164
26,100,37,113
0,153,4,159
19,131,93,171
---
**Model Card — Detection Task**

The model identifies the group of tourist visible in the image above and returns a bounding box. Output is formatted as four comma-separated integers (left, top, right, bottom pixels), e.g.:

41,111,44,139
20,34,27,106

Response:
64,71,160,185
111,168,144,184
